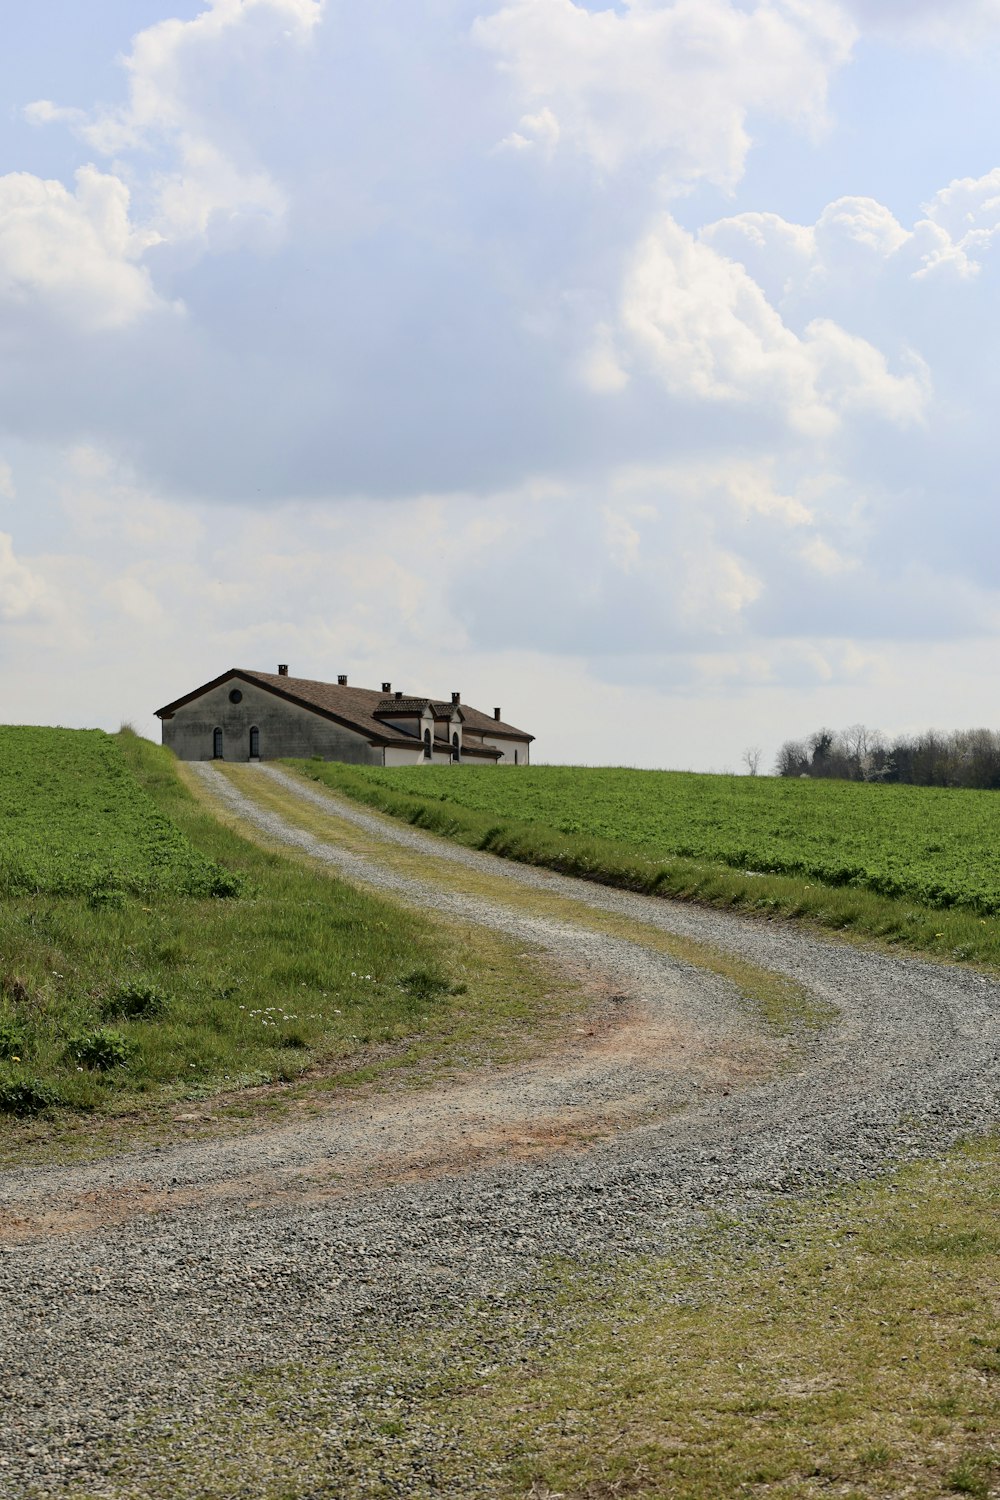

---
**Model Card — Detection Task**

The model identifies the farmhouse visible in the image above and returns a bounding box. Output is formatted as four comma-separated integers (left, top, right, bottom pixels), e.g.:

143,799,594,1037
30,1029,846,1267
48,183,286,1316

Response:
155,666,534,766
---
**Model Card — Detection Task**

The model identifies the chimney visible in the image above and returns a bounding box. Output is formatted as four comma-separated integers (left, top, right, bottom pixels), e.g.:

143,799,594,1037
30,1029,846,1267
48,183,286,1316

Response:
278,664,289,677
494,707,501,721
451,691,460,705
337,674,348,686
395,690,403,700
382,682,391,693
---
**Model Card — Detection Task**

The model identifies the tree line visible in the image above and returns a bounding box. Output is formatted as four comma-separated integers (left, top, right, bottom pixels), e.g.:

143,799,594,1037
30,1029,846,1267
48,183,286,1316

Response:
774,725,1000,789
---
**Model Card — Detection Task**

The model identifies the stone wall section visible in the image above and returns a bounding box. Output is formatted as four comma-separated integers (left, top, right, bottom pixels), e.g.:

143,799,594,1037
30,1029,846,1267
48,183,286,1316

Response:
161,679,382,764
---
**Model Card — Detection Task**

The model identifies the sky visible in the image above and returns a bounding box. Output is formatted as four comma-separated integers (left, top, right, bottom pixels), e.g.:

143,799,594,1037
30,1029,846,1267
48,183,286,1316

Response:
1,0,999,770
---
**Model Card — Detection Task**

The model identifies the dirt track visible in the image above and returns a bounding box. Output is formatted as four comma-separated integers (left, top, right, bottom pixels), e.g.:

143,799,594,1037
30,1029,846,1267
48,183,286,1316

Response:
2,765,998,1497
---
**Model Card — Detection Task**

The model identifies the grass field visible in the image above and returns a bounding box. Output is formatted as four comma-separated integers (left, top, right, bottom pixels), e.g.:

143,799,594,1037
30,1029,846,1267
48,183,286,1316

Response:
299,762,1000,967
0,726,237,898
0,732,575,1133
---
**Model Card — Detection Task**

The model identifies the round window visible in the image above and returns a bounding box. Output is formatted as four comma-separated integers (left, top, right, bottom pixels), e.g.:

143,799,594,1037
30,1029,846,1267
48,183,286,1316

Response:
229,688,243,704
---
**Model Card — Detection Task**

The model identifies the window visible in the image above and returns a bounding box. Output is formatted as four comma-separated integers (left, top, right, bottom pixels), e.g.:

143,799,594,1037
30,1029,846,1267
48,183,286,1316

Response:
423,726,432,759
213,727,223,759
249,726,260,758
514,748,519,765
229,688,243,704
452,732,460,763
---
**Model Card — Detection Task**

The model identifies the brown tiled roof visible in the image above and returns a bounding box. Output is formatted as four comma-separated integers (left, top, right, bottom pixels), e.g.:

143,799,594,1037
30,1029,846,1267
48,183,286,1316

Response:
155,669,533,746
457,704,531,740
374,697,433,715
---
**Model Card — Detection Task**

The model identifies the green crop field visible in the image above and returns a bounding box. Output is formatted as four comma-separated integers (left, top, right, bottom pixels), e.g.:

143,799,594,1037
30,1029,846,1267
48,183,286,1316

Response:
297,764,1000,915
293,761,1000,973
0,726,237,898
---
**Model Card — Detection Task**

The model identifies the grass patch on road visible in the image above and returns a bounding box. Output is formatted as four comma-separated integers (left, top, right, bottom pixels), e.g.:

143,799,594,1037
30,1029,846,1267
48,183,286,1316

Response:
228,765,829,1041
66,1136,1000,1500
0,736,582,1158
300,761,1000,973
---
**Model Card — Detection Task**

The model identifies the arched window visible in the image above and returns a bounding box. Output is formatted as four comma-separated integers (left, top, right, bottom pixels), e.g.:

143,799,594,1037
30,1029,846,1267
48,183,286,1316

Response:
423,726,432,759
452,732,460,763
514,748,519,765
249,726,260,759
213,727,223,759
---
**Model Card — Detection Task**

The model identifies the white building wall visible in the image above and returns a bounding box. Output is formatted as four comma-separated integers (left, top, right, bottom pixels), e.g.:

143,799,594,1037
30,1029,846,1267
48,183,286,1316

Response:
481,735,530,764
383,745,425,767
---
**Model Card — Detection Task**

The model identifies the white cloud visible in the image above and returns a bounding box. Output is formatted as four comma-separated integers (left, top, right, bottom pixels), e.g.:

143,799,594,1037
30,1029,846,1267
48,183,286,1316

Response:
716,464,812,528
69,445,115,481
679,549,762,631
475,0,855,190
602,504,655,573
705,173,1000,291
617,458,815,528
579,322,630,393
22,100,88,128
0,167,163,332
3,0,327,345
616,215,928,435
799,535,857,575
78,0,324,153
920,168,1000,267
26,0,323,253
103,576,166,626
153,140,287,247
814,196,910,264
0,534,50,622
496,105,561,156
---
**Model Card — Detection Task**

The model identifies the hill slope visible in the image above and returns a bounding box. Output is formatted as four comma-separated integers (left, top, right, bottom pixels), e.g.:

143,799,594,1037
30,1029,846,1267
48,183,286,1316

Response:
0,726,236,898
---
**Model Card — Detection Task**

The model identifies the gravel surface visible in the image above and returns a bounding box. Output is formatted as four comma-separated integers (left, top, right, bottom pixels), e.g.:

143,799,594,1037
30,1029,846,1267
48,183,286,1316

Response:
2,763,999,1497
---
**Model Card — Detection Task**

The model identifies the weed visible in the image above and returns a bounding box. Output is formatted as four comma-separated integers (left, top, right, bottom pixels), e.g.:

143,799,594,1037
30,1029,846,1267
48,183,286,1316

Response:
207,868,245,899
0,976,31,1007
969,1335,1000,1375
0,1078,63,1117
87,884,127,912
100,982,169,1021
65,1027,132,1071
400,968,453,1003
0,1013,33,1061
948,1458,990,1496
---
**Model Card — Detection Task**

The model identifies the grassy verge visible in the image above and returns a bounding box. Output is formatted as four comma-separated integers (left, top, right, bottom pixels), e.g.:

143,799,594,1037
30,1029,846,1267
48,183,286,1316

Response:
226,764,830,1039
295,761,1000,971
0,736,584,1157
65,1136,1000,1500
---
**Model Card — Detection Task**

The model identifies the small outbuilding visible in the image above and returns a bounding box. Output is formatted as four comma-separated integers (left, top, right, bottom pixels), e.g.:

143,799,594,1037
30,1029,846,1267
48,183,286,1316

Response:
155,666,534,766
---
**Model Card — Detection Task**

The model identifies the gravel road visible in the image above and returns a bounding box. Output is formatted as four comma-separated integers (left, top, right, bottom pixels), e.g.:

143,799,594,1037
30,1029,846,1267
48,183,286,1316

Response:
3,764,999,1497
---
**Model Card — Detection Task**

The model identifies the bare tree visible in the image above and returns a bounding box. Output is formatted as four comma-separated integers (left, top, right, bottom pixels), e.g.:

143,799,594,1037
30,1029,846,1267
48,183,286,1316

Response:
773,722,1000,787
742,745,763,777
775,739,809,778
